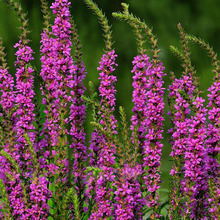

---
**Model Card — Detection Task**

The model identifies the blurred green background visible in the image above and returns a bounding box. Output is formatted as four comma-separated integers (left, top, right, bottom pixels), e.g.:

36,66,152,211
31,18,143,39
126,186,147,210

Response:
1,0,220,201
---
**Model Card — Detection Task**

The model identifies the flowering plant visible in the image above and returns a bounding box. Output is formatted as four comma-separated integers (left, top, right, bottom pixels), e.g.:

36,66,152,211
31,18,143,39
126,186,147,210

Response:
0,0,220,219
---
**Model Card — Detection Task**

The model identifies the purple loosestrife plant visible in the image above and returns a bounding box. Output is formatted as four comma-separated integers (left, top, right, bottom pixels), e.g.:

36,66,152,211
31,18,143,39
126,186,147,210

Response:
84,1,118,218
67,18,88,217
169,24,209,219
0,36,16,220
185,34,220,219
114,164,143,220
6,1,51,219
13,40,36,176
167,73,194,218
2,0,220,219
40,0,88,218
90,51,118,219
0,1,51,219
113,4,166,218
129,54,166,218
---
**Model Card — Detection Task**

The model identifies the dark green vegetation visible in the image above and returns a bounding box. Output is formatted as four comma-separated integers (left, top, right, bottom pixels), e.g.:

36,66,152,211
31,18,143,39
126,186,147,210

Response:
1,0,220,202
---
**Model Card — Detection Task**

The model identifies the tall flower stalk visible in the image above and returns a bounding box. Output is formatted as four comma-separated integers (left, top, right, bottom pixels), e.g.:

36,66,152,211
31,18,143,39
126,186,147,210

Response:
169,24,209,219
186,34,220,219
168,72,195,218
40,0,88,218
84,0,118,218
1,0,50,219
68,17,87,217
113,5,166,219
0,35,16,220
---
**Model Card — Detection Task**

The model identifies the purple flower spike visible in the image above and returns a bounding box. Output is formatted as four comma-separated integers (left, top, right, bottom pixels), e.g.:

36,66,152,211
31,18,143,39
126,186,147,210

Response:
89,50,118,219
14,41,36,172
183,93,208,218
115,164,143,220
131,54,166,216
206,79,220,217
0,68,15,112
168,75,195,218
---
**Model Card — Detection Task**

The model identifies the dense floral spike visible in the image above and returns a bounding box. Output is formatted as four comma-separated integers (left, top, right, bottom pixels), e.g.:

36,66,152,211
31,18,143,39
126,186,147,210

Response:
40,0,88,217
168,74,195,218
130,54,150,218
14,30,50,220
206,80,220,217
89,50,118,219
114,164,143,220
175,24,209,219
182,94,209,219
186,34,220,218
40,0,72,173
68,10,88,212
0,36,17,220
68,61,87,214
114,6,165,217
130,53,165,217
10,12,40,219
5,0,52,218
14,41,36,153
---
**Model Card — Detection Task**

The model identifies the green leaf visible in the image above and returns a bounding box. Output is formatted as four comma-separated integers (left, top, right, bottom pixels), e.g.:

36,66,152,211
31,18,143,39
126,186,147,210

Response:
47,199,54,208
50,208,55,215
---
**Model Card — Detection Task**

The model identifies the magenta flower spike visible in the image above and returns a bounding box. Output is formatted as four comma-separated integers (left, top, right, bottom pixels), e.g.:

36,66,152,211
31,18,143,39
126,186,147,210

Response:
114,164,143,220
40,0,88,217
14,41,36,169
168,74,195,218
130,53,166,216
183,94,208,218
13,34,50,220
206,80,220,217
12,41,39,219
0,37,17,219
89,50,118,219
39,0,73,175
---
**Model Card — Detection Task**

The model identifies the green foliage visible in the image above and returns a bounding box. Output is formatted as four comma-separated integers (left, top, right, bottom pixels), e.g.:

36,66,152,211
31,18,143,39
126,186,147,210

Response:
24,133,39,177
4,0,30,44
169,45,185,63
113,4,159,60
82,95,119,148
0,150,28,204
70,18,83,65
84,0,113,52
116,3,146,55
0,179,12,219
186,34,220,79
0,36,7,69
40,0,50,30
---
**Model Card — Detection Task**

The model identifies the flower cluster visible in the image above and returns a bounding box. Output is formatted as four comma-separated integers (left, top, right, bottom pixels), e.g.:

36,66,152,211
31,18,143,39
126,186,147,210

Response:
14,41,36,173
182,96,208,218
206,80,220,217
168,74,195,217
28,177,50,219
89,50,118,219
130,54,165,216
114,164,143,220
2,0,220,219
0,68,15,112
